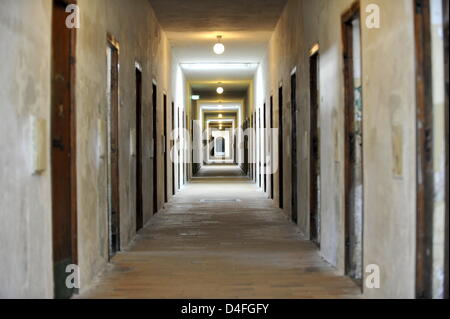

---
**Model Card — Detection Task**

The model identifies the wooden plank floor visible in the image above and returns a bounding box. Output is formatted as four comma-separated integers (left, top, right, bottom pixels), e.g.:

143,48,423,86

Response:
79,166,361,299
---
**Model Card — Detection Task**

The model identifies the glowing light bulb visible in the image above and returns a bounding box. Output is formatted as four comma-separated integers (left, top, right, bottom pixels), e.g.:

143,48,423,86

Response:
213,36,225,55
216,87,224,94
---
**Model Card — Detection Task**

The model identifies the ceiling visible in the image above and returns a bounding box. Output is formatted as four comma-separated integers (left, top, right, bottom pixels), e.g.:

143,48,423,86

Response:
149,0,287,81
148,0,288,32
191,82,249,99
180,63,259,82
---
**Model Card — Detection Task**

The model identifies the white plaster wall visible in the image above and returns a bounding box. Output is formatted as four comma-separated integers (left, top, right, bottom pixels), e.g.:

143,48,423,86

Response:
0,0,53,298
262,0,418,298
361,0,416,299
75,0,173,293
0,0,173,297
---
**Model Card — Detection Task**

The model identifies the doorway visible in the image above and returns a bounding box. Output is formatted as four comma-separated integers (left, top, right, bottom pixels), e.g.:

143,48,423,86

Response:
263,103,267,193
178,107,181,191
51,0,77,299
258,109,262,188
152,83,158,214
444,0,449,300
270,96,274,200
253,111,256,183
342,2,364,285
135,67,143,232
172,102,176,195
310,50,321,246
291,72,298,224
106,35,120,259
414,0,449,298
279,87,284,209
163,94,168,203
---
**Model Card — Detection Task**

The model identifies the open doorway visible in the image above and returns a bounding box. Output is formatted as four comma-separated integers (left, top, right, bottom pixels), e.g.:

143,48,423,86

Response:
310,49,321,247
291,72,298,224
135,66,143,232
342,2,364,285
106,35,120,259
51,0,78,299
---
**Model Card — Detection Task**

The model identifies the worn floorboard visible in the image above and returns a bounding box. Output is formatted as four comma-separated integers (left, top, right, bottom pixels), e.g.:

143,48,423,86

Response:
79,166,361,299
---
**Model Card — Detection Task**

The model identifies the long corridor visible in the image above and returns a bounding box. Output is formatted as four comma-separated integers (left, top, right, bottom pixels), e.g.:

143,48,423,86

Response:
80,166,359,299
1,0,448,301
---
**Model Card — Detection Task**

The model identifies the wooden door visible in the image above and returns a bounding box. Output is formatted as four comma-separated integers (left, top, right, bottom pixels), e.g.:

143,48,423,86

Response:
443,0,449,300
258,109,262,188
342,2,364,285
51,0,77,299
263,103,267,193
253,112,256,182
278,87,284,209
310,51,321,246
172,102,176,195
163,94,168,203
178,107,181,190
184,112,187,184
152,84,158,214
135,68,143,231
414,0,433,297
107,36,120,258
291,73,298,224
270,96,274,199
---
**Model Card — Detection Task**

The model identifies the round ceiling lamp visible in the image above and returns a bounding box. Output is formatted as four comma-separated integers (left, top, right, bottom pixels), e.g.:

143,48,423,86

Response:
216,86,224,94
213,36,225,55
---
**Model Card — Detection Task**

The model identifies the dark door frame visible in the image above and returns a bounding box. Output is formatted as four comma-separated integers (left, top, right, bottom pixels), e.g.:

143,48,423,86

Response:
152,83,158,214
51,0,78,299
253,111,257,183
342,1,364,287
310,47,321,247
414,0,435,299
259,109,262,188
443,0,449,300
184,112,187,184
106,34,121,259
291,72,298,224
263,103,267,193
135,66,143,232
163,94,168,203
178,107,181,190
270,95,274,200
172,102,176,195
278,86,284,209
